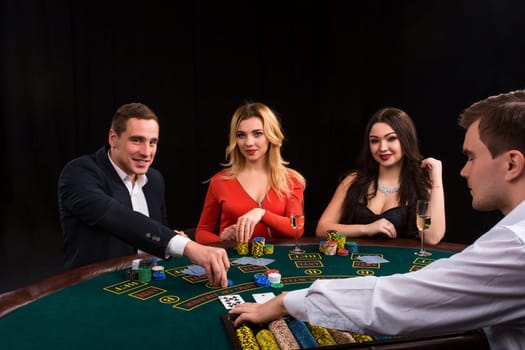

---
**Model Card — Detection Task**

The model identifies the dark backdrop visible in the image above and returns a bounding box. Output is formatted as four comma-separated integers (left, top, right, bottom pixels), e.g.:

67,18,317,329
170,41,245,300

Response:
2,0,523,293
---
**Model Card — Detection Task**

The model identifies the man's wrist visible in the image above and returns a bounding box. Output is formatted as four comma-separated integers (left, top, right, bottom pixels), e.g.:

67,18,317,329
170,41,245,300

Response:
166,234,191,257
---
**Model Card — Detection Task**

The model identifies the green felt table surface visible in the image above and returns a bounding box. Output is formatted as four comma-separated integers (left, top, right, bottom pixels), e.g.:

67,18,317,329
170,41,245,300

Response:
0,242,462,349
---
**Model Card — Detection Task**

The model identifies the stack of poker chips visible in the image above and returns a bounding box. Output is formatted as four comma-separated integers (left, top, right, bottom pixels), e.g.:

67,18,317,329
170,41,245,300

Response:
235,325,259,349
127,258,142,281
151,265,166,280
138,258,153,282
327,328,356,344
237,241,249,255
265,269,283,288
254,273,271,287
337,248,349,256
263,243,274,255
335,233,346,249
318,240,326,253
268,319,300,350
326,230,338,242
324,241,337,256
287,319,318,348
306,323,337,346
350,332,375,343
255,329,280,350
321,230,358,256
346,241,359,253
251,237,265,258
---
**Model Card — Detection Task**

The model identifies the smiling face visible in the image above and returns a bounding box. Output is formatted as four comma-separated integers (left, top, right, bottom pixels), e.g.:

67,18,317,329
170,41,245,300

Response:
235,116,269,163
108,117,159,178
369,122,404,168
460,119,508,212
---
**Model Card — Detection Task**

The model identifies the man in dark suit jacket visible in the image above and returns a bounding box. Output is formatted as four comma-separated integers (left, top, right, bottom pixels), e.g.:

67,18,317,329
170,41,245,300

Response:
58,102,230,287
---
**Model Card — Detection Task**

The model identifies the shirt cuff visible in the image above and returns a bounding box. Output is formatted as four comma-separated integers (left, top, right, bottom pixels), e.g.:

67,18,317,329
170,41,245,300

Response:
283,288,309,320
165,234,191,258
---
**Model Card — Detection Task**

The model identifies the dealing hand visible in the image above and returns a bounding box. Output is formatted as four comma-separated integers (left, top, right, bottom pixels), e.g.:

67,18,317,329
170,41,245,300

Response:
230,293,289,327
183,241,230,287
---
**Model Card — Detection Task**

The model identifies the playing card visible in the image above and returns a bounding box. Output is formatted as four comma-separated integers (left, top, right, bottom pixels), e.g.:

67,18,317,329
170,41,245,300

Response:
231,257,275,266
358,256,390,263
252,292,275,304
218,295,245,310
181,265,206,276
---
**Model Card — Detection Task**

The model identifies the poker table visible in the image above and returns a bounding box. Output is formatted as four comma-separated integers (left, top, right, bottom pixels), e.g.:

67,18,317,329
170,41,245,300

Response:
0,237,489,349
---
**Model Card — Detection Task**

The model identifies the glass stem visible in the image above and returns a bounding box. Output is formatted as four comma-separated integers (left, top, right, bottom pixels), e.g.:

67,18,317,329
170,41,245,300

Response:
420,230,425,251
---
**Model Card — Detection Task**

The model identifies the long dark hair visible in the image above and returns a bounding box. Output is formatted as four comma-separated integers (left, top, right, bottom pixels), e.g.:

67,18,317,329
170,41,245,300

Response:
340,107,430,233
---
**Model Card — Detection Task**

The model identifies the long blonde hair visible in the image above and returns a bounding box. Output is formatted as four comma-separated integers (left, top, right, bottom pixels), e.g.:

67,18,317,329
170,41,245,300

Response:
221,102,305,198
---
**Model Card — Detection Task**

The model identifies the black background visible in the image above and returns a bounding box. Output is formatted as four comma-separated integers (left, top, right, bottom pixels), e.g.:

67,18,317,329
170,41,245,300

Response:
2,0,523,293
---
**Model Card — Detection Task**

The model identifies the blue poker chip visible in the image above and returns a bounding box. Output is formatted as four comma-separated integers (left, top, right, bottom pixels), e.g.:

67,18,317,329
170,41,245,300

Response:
227,279,234,286
254,274,271,287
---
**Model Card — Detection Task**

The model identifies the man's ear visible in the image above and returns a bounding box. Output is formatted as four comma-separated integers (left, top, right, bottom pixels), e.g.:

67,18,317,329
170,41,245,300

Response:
505,150,525,181
108,129,117,148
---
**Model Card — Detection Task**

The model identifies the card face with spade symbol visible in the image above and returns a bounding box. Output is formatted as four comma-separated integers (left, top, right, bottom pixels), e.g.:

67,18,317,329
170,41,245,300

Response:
218,295,245,310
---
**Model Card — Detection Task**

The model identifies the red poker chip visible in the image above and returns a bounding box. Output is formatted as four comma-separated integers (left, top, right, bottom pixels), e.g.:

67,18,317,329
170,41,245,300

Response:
337,248,349,256
265,269,280,276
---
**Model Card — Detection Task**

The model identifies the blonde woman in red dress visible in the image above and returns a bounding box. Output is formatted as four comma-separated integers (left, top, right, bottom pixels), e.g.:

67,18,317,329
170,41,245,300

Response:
195,102,306,244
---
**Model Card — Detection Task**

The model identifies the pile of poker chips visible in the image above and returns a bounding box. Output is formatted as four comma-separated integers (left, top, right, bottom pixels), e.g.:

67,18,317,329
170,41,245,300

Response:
268,319,299,349
151,265,166,280
326,230,338,242
318,240,326,253
254,270,283,289
126,258,168,282
287,319,318,348
234,317,379,350
255,329,280,350
324,241,337,256
350,332,375,342
254,274,271,288
327,328,356,344
263,243,274,255
346,241,359,253
265,269,283,288
321,230,358,256
251,237,265,258
237,242,249,255
235,325,259,350
335,233,346,249
237,238,276,257
306,323,337,346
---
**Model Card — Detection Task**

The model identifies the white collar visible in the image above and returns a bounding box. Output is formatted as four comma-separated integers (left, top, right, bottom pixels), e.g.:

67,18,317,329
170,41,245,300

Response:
107,150,148,188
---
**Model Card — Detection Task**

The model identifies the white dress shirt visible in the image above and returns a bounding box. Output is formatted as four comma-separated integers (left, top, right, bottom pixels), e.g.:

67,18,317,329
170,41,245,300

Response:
285,200,525,350
108,152,189,257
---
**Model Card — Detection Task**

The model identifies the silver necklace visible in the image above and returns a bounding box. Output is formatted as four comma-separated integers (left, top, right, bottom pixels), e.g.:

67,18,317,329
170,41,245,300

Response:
377,182,400,196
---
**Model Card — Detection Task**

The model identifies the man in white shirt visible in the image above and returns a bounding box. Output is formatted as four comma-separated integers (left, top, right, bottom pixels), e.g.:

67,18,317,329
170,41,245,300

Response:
59,102,230,287
231,90,525,349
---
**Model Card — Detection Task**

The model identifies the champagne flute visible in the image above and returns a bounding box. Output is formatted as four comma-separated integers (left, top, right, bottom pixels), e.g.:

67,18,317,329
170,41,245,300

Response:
415,200,432,256
289,199,305,254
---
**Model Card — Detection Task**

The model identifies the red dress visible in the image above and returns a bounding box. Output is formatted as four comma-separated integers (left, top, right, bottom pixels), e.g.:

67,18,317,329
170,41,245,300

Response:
195,171,305,244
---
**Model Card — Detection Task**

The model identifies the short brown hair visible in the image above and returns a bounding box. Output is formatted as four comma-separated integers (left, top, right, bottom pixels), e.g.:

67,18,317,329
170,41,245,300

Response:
458,90,525,158
111,103,158,135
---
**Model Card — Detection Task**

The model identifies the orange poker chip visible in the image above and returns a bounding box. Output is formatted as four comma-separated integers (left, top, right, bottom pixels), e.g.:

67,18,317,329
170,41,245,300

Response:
337,248,349,256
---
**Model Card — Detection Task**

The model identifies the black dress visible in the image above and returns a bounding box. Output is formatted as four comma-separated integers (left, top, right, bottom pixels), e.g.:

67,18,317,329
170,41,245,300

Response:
341,204,418,239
